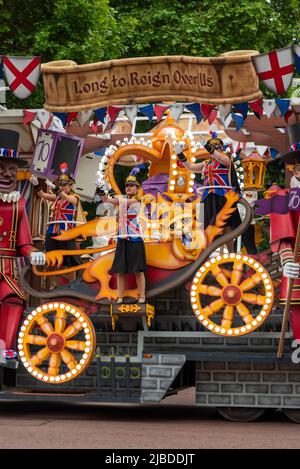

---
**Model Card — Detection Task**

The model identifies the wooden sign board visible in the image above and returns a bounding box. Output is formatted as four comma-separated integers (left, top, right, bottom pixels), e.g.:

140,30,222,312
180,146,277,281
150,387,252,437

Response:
42,51,262,112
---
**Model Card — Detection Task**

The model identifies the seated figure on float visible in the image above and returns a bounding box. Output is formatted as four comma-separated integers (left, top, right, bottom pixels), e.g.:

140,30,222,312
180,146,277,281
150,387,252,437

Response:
0,129,45,352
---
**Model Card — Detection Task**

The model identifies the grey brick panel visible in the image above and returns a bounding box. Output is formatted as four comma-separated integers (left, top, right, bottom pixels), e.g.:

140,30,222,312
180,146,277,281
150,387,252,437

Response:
196,361,300,409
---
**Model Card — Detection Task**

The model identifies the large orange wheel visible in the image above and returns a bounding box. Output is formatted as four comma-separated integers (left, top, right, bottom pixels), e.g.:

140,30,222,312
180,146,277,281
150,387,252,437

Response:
191,253,274,337
18,302,96,384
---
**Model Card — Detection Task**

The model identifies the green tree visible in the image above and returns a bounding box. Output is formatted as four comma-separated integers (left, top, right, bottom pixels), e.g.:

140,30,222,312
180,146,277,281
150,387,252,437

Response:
111,0,300,58
1,0,123,108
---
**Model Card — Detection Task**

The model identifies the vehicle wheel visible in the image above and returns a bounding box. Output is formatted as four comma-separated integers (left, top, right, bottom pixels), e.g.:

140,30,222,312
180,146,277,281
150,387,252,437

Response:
191,253,274,336
283,409,300,423
217,407,265,422
18,302,96,384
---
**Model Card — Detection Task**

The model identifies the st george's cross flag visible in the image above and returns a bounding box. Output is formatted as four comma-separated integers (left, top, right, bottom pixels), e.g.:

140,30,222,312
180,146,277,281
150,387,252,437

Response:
252,46,294,95
2,56,41,99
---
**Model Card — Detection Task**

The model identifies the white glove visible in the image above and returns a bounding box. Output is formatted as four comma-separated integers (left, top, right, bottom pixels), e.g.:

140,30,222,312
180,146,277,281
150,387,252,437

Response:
29,175,39,186
0,191,20,203
30,251,46,266
283,262,300,279
175,141,187,155
45,179,56,190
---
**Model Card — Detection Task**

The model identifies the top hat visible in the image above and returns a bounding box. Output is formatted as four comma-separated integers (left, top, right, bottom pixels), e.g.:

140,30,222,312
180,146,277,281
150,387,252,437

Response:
125,175,141,187
282,123,300,164
0,129,28,167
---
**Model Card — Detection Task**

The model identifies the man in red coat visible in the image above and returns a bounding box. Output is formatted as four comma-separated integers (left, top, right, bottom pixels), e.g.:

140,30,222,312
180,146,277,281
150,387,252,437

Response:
0,129,45,351
269,123,300,338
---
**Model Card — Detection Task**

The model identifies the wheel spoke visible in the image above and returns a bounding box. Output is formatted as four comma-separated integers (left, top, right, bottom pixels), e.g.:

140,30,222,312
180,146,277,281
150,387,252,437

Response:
60,349,78,370
231,261,244,285
221,305,234,329
243,293,266,306
66,340,87,352
202,298,225,317
221,267,232,279
29,347,50,366
236,302,254,324
197,284,222,296
48,353,61,376
36,315,54,336
27,335,47,346
55,308,67,333
211,266,229,288
239,273,262,292
63,319,83,340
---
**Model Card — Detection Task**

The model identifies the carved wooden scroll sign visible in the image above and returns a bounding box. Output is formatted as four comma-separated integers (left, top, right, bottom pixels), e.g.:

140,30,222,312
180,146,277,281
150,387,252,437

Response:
42,50,262,112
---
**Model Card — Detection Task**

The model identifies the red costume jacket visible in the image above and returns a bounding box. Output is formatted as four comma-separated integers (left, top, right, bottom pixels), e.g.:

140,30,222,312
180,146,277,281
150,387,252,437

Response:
0,198,33,301
270,200,300,304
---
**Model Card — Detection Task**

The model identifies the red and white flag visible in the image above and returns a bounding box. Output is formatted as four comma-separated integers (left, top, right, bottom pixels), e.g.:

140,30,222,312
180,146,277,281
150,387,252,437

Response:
2,56,41,99
252,47,294,95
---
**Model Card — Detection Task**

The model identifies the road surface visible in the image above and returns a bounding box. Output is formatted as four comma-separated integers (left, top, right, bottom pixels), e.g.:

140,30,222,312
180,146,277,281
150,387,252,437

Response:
0,388,299,449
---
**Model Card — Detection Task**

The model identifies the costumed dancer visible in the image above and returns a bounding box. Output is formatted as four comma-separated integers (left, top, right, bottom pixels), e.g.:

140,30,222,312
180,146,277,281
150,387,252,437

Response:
30,164,83,288
175,132,242,250
0,129,45,350
97,172,147,303
269,123,300,339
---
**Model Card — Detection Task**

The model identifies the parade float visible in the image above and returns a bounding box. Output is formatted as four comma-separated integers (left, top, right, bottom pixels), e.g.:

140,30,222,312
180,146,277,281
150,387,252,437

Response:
1,46,300,423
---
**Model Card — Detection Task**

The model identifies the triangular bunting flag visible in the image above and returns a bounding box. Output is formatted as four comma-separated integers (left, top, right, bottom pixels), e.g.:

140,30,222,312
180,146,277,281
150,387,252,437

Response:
208,109,217,125
249,98,263,117
232,113,244,131
233,103,248,119
201,104,215,120
77,110,93,126
170,104,185,122
256,145,268,156
66,112,78,125
263,99,276,118
23,109,36,126
275,98,290,117
53,112,67,127
91,117,102,133
37,110,51,128
293,45,300,74
154,104,169,121
95,107,107,124
186,103,202,123
218,104,232,120
45,113,54,129
284,109,294,123
107,106,122,126
270,147,278,159
124,105,138,124
231,140,239,153
139,104,154,122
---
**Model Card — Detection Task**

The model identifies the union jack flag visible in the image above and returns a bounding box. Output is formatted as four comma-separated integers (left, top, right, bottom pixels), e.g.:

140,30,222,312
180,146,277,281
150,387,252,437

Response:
48,198,75,235
201,160,230,201
118,202,141,239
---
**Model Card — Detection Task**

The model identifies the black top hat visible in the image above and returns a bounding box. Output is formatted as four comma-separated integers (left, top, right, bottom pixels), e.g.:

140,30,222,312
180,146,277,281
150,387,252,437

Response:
0,129,28,167
282,123,300,164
